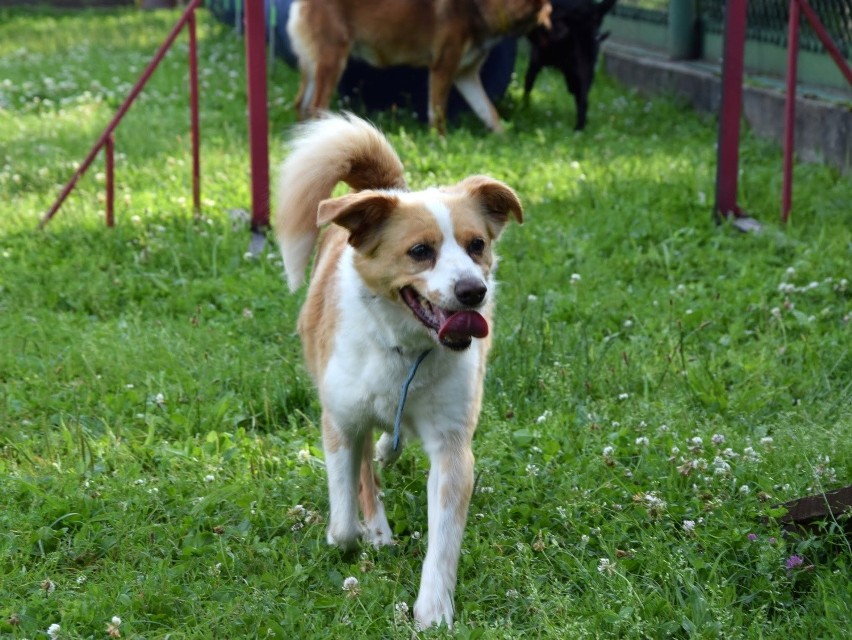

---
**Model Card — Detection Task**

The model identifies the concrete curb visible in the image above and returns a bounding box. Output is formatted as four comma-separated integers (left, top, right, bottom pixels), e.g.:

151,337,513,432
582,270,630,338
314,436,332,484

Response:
603,42,852,176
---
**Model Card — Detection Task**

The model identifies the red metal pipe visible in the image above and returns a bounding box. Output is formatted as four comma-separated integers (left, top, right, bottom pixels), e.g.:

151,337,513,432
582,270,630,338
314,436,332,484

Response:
245,0,270,230
782,0,800,224
714,0,747,222
188,8,201,213
39,0,204,229
797,0,852,86
105,133,115,228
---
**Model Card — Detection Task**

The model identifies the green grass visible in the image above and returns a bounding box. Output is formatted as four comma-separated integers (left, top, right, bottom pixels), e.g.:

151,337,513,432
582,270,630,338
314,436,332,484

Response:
2,6,851,639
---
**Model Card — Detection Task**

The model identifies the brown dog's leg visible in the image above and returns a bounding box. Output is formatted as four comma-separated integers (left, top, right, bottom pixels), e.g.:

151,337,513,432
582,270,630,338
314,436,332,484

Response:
322,412,362,550
428,43,463,135
453,60,504,133
413,432,475,628
358,431,394,548
308,46,350,115
293,71,310,119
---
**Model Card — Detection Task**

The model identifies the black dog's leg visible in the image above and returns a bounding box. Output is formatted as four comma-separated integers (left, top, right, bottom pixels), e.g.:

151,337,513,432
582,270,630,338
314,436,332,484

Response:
523,49,544,99
563,65,590,131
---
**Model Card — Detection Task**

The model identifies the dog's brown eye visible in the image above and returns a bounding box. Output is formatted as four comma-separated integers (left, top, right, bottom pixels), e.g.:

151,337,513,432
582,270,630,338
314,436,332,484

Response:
408,244,435,261
467,238,486,256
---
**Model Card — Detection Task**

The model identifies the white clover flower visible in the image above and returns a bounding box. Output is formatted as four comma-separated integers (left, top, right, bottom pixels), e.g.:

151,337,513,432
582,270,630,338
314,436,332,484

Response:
682,519,696,533
689,436,703,447
242,308,254,319
527,294,538,301
602,446,615,457
711,433,725,445
505,589,520,599
642,492,666,510
722,447,738,459
658,424,669,433
526,463,540,476
288,504,306,519
107,616,122,638
47,624,61,639
570,273,581,283
623,319,633,328
580,534,590,545
743,446,760,462
411,531,421,540
670,446,680,455
154,393,165,407
759,436,773,446
739,484,751,495
297,449,311,463
635,436,649,447
618,392,630,401
597,558,616,575
770,307,782,320
342,576,359,592
712,457,731,475
394,601,410,620
204,474,215,483
535,409,552,424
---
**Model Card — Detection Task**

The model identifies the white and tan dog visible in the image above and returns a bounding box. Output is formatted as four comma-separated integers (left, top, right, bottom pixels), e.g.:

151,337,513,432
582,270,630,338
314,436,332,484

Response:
287,0,552,133
275,113,523,628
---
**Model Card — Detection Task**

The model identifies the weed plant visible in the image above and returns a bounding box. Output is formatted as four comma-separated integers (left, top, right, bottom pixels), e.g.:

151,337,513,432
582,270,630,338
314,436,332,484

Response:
1,6,850,639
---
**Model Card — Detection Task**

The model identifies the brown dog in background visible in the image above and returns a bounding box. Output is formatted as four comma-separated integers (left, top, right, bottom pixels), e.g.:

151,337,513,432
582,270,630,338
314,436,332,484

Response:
287,0,551,133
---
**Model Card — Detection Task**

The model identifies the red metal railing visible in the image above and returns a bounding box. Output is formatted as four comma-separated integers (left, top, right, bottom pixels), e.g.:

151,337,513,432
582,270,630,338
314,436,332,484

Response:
38,0,271,231
715,0,852,226
782,0,852,223
244,0,270,232
39,0,204,228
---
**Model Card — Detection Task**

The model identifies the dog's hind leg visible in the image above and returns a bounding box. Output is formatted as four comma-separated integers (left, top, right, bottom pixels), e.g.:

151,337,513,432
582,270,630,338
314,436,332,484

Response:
453,65,503,133
293,69,314,119
358,432,394,548
413,431,475,629
308,45,349,114
523,50,544,99
322,413,363,551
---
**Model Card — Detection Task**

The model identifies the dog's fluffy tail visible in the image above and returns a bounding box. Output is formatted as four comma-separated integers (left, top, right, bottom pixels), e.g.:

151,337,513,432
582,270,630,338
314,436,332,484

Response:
275,112,407,291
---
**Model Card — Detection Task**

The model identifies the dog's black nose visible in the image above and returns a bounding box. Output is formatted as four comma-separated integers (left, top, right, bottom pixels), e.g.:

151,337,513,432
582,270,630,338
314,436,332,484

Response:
455,278,487,307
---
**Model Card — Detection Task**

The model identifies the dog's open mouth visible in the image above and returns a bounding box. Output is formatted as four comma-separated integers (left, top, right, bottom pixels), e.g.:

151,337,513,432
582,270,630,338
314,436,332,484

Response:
400,286,489,350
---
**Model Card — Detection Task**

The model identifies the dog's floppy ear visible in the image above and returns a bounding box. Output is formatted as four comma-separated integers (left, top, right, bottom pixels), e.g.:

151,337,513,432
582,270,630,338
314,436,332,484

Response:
456,175,524,239
317,191,399,252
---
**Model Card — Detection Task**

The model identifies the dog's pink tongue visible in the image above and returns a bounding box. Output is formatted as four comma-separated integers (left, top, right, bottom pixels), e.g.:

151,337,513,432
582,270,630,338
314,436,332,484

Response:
438,311,489,343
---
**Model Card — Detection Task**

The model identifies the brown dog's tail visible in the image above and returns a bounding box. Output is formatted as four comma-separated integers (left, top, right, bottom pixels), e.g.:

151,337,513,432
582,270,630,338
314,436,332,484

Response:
275,112,407,291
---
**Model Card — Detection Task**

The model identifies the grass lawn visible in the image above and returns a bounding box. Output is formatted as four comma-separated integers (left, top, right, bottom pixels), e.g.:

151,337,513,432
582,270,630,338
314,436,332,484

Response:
1,6,850,639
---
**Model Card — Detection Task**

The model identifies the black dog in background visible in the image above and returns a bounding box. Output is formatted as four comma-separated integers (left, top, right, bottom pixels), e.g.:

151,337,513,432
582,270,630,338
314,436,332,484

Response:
524,0,618,130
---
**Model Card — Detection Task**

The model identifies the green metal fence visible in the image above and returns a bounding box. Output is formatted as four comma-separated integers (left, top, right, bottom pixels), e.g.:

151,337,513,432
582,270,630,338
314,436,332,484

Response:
701,0,852,58
612,0,852,58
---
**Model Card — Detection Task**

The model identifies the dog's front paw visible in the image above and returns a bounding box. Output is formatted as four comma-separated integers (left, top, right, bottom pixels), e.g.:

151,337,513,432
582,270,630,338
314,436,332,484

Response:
413,590,454,630
375,432,403,467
